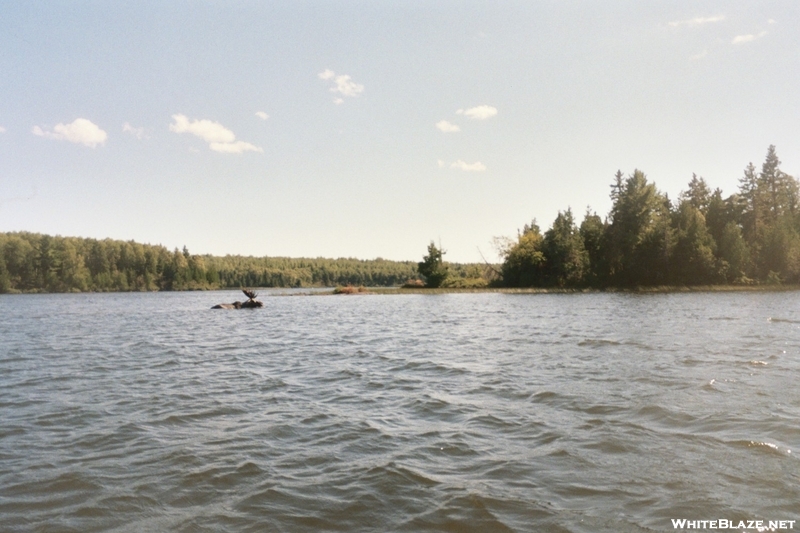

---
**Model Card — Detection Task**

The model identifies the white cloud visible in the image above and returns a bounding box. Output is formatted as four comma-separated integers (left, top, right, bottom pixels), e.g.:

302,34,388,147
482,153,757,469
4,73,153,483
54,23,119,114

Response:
255,111,269,120
319,69,364,103
456,105,498,120
331,74,364,97
437,160,446,168
169,114,235,143
732,31,767,44
768,19,777,24
436,120,460,133
209,141,263,154
450,160,486,172
690,49,708,60
32,118,107,148
668,15,725,27
0,126,5,133
122,122,146,139
169,114,262,154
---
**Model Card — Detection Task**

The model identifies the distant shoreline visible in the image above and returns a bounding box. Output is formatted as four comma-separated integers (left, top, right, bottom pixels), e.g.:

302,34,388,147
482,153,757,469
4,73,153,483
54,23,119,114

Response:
351,285,800,295
4,284,800,296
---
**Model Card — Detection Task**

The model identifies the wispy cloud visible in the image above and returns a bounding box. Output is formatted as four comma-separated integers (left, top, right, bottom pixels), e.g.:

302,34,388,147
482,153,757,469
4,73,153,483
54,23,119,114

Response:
732,31,767,44
255,111,269,120
456,105,498,120
331,75,364,97
318,69,364,103
122,122,146,139
32,118,107,148
450,160,486,172
436,120,460,133
208,141,263,154
169,114,262,154
169,114,234,143
690,49,708,61
669,15,725,27
0,126,6,133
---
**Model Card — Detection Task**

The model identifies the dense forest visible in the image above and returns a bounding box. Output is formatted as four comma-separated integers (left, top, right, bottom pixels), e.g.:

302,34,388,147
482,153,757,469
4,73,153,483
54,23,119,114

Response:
0,234,432,293
0,232,489,293
495,145,800,288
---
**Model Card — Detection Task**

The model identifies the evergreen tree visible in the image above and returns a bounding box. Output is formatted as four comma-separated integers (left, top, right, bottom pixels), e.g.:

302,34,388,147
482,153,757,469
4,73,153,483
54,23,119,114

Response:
0,255,10,293
541,208,588,287
417,242,449,288
759,216,800,283
579,209,606,286
705,188,732,247
500,222,545,287
606,170,671,286
717,222,750,282
671,202,717,284
679,174,711,215
738,161,762,244
760,145,799,220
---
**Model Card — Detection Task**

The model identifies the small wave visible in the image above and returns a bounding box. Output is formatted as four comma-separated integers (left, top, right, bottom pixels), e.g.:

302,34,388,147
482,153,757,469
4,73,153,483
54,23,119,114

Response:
581,436,638,454
768,317,800,324
529,390,559,403
751,441,779,450
634,405,696,426
466,413,516,430
153,407,249,426
401,360,470,376
5,470,102,498
749,360,769,366
367,461,440,488
728,440,790,456
704,377,738,391
434,439,480,457
577,339,621,347
400,492,520,532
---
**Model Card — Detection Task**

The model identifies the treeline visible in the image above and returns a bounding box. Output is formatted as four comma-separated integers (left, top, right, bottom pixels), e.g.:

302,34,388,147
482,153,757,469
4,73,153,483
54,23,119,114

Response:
499,145,800,287
0,234,216,293
204,255,419,288
0,232,449,293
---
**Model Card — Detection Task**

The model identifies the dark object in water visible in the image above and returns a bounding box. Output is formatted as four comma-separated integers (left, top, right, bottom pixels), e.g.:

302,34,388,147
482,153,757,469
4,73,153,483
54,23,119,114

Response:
212,289,264,309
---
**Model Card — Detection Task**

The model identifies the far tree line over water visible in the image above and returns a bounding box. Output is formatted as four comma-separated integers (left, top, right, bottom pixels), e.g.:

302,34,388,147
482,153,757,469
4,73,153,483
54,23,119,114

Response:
0,145,797,293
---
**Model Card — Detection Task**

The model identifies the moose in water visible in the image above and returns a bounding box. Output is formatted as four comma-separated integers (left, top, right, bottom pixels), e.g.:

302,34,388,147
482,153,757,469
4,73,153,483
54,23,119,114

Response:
211,289,264,309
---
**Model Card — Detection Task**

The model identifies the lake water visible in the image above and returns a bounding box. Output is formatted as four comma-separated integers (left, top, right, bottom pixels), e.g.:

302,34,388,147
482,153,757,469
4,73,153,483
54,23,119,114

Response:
1,290,799,532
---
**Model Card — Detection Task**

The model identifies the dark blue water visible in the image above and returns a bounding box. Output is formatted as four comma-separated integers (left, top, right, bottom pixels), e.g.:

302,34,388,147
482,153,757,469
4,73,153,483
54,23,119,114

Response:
1,290,799,532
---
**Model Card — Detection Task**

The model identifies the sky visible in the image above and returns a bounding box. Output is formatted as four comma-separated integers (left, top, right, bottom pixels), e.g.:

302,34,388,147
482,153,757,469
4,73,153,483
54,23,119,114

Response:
0,1,798,263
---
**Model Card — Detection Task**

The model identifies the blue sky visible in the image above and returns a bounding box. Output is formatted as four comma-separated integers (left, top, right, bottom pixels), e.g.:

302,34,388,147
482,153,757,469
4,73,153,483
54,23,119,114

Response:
0,1,797,262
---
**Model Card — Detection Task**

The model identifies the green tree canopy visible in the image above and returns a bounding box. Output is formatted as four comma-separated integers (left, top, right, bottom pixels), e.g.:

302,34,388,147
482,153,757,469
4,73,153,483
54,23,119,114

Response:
417,242,449,288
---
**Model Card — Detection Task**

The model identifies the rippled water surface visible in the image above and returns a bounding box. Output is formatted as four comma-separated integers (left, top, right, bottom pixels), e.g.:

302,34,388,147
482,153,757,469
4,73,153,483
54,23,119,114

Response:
2,290,800,532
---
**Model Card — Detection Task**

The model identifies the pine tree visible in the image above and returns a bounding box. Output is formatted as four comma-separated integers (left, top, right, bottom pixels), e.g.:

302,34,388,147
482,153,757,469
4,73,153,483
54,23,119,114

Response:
542,208,589,287
417,242,449,288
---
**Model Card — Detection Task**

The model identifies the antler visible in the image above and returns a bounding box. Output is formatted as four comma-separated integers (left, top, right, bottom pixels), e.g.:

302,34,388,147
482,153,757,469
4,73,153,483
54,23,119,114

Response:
242,288,258,300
